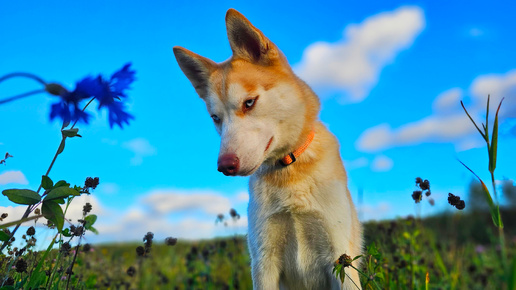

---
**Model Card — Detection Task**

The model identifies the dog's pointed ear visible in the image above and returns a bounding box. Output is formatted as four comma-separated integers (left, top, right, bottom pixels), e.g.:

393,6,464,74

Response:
226,9,279,65
173,46,217,98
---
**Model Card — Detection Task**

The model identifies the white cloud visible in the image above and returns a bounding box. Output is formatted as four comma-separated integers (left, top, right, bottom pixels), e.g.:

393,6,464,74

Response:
344,157,369,170
356,70,516,152
234,191,249,203
296,6,425,102
142,189,232,215
433,88,463,113
0,170,28,185
371,155,393,172
122,138,157,165
93,189,248,242
359,202,391,221
98,182,119,195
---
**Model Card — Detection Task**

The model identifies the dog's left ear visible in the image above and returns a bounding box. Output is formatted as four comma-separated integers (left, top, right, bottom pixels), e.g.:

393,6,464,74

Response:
226,9,280,65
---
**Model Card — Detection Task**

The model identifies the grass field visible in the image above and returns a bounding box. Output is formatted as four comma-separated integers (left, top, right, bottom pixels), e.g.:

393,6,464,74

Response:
2,207,515,289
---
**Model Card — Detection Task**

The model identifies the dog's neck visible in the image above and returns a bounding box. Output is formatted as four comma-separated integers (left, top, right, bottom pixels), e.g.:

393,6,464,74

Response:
278,129,315,166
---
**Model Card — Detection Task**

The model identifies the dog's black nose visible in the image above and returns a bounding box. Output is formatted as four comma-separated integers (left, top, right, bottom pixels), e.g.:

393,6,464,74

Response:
217,154,239,176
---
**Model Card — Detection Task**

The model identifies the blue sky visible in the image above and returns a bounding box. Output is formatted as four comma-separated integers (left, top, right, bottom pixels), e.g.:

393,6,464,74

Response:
1,1,515,243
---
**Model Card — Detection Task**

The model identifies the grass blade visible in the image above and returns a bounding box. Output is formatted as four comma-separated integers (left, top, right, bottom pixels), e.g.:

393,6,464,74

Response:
489,98,504,174
485,95,490,141
461,101,487,142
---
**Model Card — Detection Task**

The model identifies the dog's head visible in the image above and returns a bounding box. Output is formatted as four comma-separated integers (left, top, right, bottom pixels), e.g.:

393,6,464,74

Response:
174,9,319,176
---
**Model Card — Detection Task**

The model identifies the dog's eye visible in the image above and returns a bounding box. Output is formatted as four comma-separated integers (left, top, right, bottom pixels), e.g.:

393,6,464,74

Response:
243,96,258,111
211,115,221,124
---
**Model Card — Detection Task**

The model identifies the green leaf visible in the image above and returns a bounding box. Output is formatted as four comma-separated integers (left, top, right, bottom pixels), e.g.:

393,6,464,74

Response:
0,231,10,242
461,100,487,142
485,95,490,141
2,189,41,205
61,228,72,237
339,266,345,283
43,186,80,202
53,180,70,188
88,226,99,235
27,270,47,288
84,214,97,230
57,139,65,155
42,200,64,232
352,255,363,262
41,175,53,190
458,160,495,208
489,98,504,174
62,128,81,138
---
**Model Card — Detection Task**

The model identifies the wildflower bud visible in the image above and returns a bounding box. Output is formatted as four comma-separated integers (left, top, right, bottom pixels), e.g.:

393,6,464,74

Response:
136,246,145,256
83,243,92,252
415,177,423,185
447,193,460,205
45,83,68,96
165,237,177,246
60,242,72,256
428,198,435,206
335,254,353,267
26,226,36,236
83,203,93,215
412,190,423,203
126,266,136,277
15,258,28,273
85,177,99,189
420,179,430,191
229,208,240,219
455,200,466,210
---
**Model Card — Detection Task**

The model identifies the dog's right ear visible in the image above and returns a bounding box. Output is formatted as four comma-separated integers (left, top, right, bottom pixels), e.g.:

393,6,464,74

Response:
173,46,217,98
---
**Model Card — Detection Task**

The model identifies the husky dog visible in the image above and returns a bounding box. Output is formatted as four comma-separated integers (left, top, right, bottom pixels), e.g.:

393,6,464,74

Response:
173,9,363,289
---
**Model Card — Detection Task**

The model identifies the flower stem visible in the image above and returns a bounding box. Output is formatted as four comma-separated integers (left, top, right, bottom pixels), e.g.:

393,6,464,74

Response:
351,265,381,289
0,72,46,86
0,96,96,253
0,215,43,230
0,89,46,105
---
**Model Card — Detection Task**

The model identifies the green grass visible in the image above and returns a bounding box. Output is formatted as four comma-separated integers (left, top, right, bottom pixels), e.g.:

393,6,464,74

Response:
3,208,514,289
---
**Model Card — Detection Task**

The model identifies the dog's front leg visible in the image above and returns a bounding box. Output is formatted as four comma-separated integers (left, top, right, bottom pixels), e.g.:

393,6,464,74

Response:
248,212,291,290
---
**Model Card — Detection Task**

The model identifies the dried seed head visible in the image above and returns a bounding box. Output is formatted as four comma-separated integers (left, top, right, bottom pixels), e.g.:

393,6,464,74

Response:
412,190,423,203
126,266,136,277
84,177,100,189
136,246,145,257
165,237,177,246
229,208,240,219
60,242,72,256
83,243,91,252
420,179,430,191
15,258,28,273
26,226,36,236
335,254,353,267
83,203,93,215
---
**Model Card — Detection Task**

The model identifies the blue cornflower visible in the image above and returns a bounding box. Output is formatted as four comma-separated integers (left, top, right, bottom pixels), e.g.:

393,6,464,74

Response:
95,63,136,128
49,77,99,124
49,63,135,128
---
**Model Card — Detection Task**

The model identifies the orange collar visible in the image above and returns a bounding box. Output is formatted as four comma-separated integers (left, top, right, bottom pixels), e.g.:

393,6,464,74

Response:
279,129,315,166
